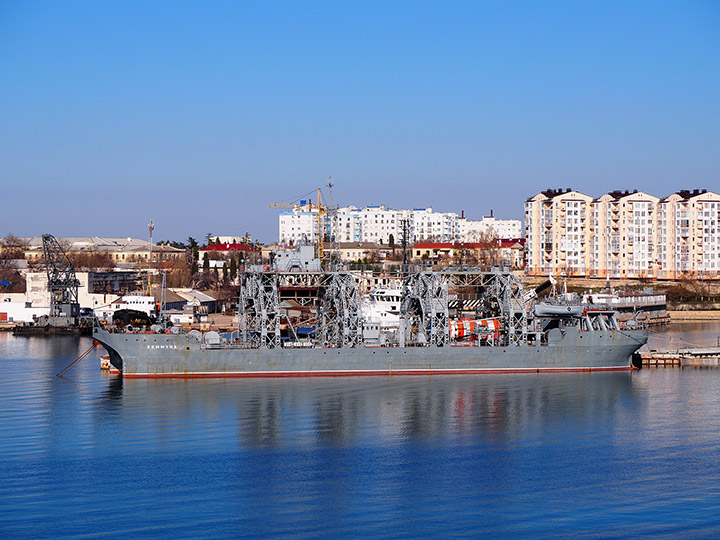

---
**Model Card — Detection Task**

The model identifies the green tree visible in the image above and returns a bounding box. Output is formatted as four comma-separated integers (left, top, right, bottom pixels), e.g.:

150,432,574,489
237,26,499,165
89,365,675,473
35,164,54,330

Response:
203,252,209,272
187,237,199,261
222,262,228,280
229,256,237,280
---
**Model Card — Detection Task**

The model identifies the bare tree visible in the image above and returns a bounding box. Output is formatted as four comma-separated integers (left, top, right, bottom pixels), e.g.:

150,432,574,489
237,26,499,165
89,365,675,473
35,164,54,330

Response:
69,249,114,271
0,234,28,262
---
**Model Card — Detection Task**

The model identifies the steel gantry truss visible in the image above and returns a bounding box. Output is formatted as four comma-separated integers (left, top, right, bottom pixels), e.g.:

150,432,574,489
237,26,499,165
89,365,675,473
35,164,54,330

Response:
238,268,529,349
485,270,527,346
239,272,281,348
316,272,363,348
399,272,449,347
239,271,363,349
436,269,528,346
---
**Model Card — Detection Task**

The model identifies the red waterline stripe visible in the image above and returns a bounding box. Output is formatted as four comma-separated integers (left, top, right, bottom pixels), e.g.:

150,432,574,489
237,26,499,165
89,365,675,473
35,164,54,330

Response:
122,366,635,378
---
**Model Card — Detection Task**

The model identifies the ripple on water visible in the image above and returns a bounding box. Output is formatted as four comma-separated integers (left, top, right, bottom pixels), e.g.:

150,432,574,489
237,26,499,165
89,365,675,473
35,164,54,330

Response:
2,330,720,538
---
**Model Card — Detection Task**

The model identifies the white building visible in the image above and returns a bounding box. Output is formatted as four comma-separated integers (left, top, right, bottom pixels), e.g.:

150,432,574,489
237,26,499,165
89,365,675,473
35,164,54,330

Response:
278,201,516,247
410,207,458,243
278,207,318,246
359,206,408,245
332,206,363,243
458,214,522,241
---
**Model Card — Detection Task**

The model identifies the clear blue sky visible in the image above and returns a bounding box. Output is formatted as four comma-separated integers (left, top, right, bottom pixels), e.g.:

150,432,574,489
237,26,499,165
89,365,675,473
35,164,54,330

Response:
1,1,718,243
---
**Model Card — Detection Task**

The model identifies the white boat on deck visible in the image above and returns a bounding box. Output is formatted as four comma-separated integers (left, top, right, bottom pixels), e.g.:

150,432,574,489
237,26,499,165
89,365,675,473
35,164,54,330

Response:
534,302,584,318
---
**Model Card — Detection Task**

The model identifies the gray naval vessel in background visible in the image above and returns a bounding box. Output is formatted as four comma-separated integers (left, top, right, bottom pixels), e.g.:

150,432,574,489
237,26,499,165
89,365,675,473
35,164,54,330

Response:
93,269,648,378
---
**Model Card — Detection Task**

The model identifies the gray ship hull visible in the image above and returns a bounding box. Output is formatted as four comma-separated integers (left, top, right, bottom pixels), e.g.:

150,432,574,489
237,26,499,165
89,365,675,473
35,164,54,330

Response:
93,326,648,378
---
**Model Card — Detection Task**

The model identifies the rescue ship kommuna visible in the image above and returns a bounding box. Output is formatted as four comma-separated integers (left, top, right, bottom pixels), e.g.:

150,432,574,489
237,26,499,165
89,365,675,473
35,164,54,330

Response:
93,269,648,378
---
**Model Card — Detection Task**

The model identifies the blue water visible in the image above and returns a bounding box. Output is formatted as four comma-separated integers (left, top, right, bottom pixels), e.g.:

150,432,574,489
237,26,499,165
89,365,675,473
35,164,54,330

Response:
1,324,720,539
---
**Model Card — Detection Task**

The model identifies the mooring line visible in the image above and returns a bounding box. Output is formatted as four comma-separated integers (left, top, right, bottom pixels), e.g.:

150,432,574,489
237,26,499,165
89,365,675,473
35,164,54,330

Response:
56,345,96,377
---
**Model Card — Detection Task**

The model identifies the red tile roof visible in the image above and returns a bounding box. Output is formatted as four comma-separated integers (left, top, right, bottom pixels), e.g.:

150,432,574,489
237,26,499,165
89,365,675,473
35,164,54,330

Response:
413,242,500,250
200,243,259,252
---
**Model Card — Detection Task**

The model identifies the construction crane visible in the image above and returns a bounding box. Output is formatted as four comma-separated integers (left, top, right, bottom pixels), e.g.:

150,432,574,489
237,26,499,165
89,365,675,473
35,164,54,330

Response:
269,186,331,260
42,234,81,319
268,188,319,210
268,202,301,209
324,178,341,266
315,187,327,260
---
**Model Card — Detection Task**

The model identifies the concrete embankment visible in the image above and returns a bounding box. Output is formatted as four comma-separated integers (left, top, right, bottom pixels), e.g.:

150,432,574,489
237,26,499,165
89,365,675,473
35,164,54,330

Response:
668,303,720,321
668,310,720,321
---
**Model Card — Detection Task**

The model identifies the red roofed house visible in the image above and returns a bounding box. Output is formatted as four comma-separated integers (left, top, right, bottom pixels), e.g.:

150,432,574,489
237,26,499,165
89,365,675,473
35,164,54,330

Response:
199,243,261,273
200,243,259,255
412,242,499,266
499,238,526,269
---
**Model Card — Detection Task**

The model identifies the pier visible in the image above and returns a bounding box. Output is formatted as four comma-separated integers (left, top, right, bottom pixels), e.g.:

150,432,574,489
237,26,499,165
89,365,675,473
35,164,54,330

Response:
638,347,720,368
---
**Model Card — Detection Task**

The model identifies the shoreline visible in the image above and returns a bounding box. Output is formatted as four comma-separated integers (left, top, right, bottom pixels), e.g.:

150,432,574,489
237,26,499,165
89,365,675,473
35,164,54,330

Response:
669,310,720,321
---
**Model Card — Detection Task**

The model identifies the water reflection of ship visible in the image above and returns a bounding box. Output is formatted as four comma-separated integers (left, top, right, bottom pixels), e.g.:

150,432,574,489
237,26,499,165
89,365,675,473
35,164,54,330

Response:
97,374,641,446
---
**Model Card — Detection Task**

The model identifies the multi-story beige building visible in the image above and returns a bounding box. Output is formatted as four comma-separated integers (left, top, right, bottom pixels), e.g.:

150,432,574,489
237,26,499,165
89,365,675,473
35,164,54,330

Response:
524,189,593,277
657,190,720,279
589,190,659,279
526,188,720,280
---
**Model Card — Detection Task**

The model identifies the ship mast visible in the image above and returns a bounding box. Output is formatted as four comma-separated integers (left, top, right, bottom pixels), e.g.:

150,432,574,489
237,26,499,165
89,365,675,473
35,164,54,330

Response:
148,218,154,296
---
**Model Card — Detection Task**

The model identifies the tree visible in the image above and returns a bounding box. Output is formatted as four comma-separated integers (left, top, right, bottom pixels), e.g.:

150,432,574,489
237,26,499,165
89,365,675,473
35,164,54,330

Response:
192,268,218,289
203,253,209,272
229,256,237,281
222,262,228,280
0,235,28,292
187,237,199,261
0,234,27,261
164,259,192,287
157,239,187,250
69,249,114,271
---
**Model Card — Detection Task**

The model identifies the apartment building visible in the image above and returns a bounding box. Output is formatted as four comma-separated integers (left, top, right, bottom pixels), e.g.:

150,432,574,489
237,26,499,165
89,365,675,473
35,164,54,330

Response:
589,190,659,279
657,190,720,279
410,207,458,243
524,189,593,277
278,207,318,246
458,214,522,241
359,206,408,245
332,207,362,243
279,201,520,248
526,188,720,279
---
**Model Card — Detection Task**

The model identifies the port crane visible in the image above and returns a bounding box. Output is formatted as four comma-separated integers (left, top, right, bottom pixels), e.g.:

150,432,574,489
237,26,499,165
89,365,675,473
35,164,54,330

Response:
42,234,81,319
